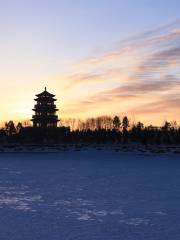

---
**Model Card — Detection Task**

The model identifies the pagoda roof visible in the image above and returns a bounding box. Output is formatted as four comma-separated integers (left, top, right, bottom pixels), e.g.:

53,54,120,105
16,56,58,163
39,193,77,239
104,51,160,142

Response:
36,87,55,97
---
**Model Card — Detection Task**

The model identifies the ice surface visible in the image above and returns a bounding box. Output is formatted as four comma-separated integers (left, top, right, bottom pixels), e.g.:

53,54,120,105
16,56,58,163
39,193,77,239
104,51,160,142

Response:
0,150,179,239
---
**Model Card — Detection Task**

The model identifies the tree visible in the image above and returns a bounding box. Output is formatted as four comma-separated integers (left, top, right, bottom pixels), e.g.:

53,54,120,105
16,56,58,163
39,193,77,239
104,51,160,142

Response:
171,120,178,130
5,121,16,136
162,121,171,131
113,116,121,131
122,116,129,143
136,121,144,131
122,116,129,131
16,122,23,133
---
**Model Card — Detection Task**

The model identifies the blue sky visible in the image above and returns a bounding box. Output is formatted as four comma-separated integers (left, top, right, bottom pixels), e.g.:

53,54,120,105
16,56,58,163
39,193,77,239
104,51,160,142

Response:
0,0,179,66
0,0,180,124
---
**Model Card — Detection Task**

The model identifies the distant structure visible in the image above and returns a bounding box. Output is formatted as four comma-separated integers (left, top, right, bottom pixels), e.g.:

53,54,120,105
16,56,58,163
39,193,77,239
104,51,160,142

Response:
31,87,59,128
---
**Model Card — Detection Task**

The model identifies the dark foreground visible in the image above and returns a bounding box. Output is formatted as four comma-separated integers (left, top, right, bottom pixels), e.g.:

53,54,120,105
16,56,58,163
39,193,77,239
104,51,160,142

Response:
0,150,179,240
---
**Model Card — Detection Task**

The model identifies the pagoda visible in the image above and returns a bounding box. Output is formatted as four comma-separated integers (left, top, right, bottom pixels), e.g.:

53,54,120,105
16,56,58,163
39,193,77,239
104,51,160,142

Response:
31,87,59,128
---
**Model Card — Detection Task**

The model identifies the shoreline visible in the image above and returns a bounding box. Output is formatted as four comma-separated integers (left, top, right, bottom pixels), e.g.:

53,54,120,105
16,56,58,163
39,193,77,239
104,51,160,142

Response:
0,143,180,154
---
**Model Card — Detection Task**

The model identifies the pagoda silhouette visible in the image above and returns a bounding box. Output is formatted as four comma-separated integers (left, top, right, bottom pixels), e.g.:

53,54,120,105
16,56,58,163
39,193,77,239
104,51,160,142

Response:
31,87,59,128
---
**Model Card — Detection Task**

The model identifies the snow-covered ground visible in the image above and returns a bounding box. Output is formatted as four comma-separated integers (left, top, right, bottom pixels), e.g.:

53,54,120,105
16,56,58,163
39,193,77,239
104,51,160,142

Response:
1,143,180,153
0,150,179,239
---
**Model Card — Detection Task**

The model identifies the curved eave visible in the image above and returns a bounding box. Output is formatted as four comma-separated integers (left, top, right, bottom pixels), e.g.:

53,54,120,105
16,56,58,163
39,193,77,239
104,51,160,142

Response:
32,108,59,111
31,118,60,120
34,98,57,101
36,94,55,97
35,91,55,97
31,118,60,122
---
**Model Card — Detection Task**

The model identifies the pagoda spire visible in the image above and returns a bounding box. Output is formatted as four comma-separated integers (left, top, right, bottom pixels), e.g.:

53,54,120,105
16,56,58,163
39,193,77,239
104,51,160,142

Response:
31,88,59,128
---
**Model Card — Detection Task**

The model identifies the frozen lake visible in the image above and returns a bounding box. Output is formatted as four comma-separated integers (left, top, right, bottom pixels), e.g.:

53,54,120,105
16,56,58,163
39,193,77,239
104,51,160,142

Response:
0,150,180,240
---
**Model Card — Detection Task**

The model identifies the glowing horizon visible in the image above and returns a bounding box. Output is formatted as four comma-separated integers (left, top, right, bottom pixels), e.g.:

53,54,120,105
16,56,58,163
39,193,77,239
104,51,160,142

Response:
0,1,180,126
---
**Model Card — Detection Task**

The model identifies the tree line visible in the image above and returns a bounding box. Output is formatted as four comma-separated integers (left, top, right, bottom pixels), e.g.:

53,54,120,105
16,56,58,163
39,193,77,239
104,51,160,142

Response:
0,116,180,145
60,116,129,131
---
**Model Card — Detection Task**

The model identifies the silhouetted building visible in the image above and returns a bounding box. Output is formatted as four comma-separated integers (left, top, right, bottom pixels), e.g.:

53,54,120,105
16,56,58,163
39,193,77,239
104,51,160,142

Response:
31,87,59,128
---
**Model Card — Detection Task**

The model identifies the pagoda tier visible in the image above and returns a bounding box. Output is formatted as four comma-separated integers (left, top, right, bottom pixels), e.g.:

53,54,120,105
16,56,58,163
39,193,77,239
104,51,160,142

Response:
31,87,59,128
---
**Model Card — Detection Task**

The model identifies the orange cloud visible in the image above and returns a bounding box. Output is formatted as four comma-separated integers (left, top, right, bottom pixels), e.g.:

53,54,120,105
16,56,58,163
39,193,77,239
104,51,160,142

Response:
2,20,180,125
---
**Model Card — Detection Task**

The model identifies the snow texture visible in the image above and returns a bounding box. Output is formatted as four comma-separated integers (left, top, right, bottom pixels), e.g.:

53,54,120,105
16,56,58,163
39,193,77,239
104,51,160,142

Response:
0,150,179,239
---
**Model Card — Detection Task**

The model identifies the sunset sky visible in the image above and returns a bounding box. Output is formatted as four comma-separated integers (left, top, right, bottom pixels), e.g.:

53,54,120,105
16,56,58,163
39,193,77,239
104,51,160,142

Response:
0,0,180,125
